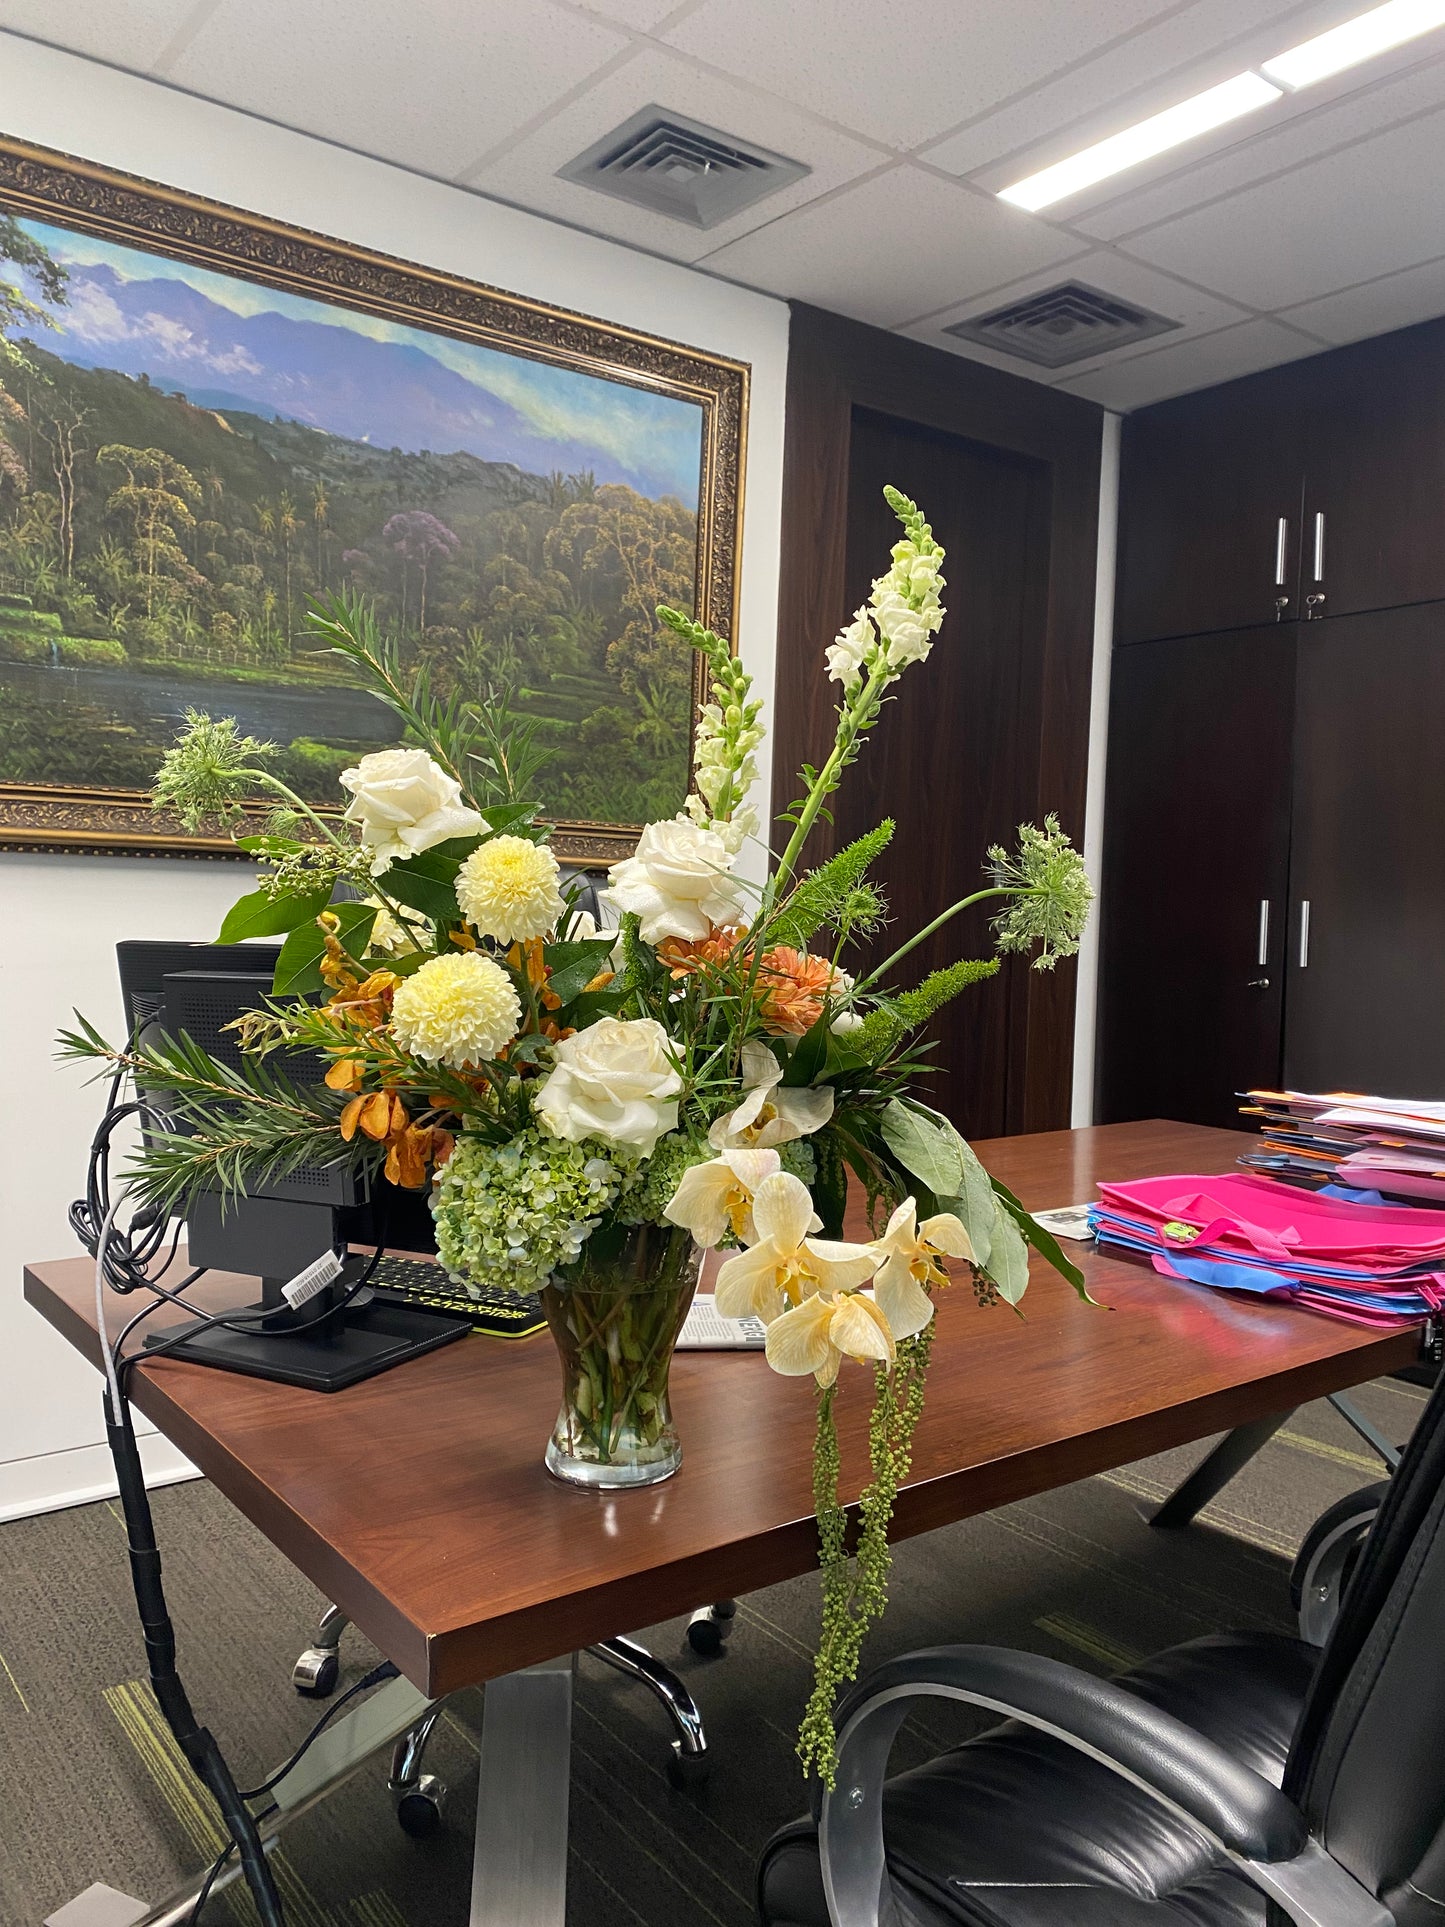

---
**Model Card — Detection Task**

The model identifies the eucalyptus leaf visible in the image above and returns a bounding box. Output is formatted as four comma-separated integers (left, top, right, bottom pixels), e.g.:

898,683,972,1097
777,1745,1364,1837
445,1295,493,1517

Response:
941,1137,996,1271
273,901,377,995
985,1199,1031,1306
991,1178,1093,1302
218,883,332,945
880,1098,966,1199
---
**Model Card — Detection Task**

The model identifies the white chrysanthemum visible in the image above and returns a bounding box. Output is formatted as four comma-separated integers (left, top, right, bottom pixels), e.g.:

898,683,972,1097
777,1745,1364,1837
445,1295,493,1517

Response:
456,835,566,944
390,952,521,1068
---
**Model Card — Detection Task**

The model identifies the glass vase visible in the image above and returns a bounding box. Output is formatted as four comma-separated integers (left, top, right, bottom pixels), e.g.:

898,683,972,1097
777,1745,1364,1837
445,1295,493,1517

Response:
540,1219,701,1489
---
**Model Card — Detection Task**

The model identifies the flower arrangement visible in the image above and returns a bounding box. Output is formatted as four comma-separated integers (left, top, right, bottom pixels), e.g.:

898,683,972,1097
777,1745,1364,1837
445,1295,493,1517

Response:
62,486,1091,1781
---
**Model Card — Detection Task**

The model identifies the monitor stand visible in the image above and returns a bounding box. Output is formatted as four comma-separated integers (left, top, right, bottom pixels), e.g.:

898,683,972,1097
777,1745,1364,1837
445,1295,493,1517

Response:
143,1262,470,1392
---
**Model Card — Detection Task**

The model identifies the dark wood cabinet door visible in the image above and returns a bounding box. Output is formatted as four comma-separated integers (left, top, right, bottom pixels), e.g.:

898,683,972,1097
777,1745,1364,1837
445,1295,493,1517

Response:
1300,318,1445,623
1284,603,1445,1095
1116,373,1306,645
1097,625,1296,1129
835,406,1053,1141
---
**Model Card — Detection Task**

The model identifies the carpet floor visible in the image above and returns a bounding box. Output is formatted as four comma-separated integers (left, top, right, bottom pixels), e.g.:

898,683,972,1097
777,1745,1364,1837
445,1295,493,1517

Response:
0,1370,1426,1927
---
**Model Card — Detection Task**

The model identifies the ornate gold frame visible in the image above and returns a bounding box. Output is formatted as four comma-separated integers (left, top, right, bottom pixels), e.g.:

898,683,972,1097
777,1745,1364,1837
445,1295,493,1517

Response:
0,136,749,864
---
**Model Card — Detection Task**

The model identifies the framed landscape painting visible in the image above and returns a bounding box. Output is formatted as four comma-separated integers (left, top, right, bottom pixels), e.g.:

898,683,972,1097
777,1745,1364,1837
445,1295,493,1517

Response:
0,137,747,862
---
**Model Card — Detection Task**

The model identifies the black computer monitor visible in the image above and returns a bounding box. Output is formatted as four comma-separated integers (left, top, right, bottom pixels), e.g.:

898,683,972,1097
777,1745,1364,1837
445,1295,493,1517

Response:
116,940,467,1390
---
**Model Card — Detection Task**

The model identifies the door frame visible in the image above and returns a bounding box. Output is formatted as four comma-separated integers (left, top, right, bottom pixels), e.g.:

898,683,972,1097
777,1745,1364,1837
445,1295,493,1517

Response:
772,304,1104,1131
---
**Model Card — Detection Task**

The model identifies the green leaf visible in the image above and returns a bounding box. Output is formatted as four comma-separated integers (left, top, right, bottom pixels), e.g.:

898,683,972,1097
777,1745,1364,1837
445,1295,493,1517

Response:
544,938,617,1007
382,848,463,925
781,1011,832,1087
940,1137,996,1271
991,1178,1093,1302
568,985,631,1024
985,1198,1031,1306
880,1097,965,1199
218,884,332,945
273,902,377,995
480,803,537,836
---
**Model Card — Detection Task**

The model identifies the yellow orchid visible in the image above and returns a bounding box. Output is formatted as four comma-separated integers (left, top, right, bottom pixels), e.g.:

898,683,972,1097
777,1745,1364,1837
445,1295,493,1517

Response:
764,1287,897,1387
663,1147,781,1248
714,1171,879,1324
707,1040,834,1150
871,1196,974,1339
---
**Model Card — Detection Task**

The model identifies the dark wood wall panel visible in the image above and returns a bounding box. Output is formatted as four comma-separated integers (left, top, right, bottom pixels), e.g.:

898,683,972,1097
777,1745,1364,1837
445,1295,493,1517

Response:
772,305,1104,1132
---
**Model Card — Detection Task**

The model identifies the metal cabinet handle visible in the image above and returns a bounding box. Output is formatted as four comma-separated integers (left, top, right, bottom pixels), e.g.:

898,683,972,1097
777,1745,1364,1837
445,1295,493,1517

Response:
1257,898,1270,967
1305,591,1326,619
1313,510,1326,582
1299,899,1311,969
1275,516,1289,586
1248,978,1271,989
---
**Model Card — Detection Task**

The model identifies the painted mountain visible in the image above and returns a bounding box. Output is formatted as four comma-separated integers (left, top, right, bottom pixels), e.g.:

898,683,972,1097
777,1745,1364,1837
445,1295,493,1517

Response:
0,213,705,826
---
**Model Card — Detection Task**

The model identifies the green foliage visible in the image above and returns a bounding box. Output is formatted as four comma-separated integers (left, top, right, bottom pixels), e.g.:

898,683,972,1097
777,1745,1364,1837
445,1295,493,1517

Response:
273,900,377,994
55,1013,363,1212
217,882,332,944
849,956,1000,1062
796,1324,934,1787
767,821,895,949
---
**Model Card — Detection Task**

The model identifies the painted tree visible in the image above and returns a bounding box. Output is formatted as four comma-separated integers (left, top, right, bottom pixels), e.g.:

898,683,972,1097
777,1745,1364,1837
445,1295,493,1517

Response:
0,215,67,493
96,444,203,619
383,508,459,634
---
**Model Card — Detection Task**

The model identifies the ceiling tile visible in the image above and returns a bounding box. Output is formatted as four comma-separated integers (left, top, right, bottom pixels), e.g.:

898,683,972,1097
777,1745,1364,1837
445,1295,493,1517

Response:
660,0,1182,150
166,0,628,180
923,0,1336,180
572,0,685,25
1281,254,1445,344
1054,315,1325,408
1075,50,1445,241
1119,105,1445,311
0,0,205,69
698,165,1083,325
901,250,1252,379
460,49,881,262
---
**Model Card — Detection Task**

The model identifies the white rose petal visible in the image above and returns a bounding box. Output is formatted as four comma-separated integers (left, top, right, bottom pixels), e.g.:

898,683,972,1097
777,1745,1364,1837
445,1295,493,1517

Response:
601,817,745,945
534,1016,683,1156
340,747,483,875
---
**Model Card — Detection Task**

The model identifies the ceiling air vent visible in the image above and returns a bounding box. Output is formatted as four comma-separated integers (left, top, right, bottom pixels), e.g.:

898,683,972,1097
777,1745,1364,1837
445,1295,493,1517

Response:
945,282,1180,369
558,106,809,229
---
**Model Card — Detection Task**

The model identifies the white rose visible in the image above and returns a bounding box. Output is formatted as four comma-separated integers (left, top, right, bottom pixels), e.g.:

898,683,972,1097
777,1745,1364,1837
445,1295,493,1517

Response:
340,748,484,875
534,1017,683,1156
602,817,745,945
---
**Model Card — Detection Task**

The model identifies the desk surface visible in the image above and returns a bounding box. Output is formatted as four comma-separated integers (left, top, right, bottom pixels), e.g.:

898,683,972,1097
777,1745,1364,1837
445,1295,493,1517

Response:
25,1120,1420,1696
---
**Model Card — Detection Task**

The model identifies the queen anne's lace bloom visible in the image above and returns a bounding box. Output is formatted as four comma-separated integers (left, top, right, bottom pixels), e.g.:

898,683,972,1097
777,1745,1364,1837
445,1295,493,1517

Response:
456,835,566,944
390,952,520,1068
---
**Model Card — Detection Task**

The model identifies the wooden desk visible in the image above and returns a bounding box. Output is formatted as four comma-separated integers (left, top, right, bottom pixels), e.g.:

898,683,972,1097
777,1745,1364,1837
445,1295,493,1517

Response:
25,1120,1420,1698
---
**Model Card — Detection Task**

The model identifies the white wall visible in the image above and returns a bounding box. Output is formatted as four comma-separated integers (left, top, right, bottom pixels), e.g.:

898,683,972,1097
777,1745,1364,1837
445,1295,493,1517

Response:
0,36,790,1518
1070,412,1122,1129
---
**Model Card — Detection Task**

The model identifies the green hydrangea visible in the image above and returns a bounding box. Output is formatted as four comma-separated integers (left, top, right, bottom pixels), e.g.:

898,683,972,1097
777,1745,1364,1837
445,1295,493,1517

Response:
431,1129,626,1296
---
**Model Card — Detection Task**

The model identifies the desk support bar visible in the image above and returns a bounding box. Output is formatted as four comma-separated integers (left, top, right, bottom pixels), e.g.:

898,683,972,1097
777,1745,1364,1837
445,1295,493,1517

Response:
1150,1411,1293,1529
471,1653,575,1927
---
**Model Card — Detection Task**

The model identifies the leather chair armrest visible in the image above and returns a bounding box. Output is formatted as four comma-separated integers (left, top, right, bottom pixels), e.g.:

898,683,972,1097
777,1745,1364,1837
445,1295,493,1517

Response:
817,1643,1326,1927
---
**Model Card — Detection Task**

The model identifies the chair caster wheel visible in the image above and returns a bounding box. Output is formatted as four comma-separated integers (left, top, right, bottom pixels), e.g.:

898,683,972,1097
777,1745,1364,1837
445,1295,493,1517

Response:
685,1602,735,1656
396,1773,446,1837
667,1746,711,1789
292,1648,339,1697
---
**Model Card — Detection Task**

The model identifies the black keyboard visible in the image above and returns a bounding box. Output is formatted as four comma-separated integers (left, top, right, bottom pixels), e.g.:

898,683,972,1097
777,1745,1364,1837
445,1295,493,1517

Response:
364,1255,547,1341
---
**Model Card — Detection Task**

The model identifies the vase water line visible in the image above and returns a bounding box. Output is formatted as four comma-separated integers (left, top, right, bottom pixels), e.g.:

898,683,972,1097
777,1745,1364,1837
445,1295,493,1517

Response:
540,1220,702,1488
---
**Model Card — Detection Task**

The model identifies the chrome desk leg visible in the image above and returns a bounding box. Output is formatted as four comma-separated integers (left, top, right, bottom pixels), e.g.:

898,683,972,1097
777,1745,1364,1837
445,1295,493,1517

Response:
389,1705,448,1837
471,1655,573,1927
292,1601,349,1695
1150,1410,1294,1528
591,1633,710,1784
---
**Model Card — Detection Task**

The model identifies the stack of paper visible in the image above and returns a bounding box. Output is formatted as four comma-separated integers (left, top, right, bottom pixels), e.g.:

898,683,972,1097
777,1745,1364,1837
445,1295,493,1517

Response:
1240,1090,1445,1204
1089,1171,1444,1328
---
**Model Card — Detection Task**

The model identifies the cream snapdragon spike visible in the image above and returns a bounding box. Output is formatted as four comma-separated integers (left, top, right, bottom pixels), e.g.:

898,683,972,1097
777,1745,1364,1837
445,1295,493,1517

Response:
825,516,946,694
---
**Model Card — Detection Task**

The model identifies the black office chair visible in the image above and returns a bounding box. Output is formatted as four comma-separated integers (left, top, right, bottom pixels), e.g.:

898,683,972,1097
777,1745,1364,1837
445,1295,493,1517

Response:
758,1369,1445,1927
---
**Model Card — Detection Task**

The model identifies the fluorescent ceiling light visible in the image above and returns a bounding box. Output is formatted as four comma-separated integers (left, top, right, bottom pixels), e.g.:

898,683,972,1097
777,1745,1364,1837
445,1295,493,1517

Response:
1262,0,1445,89
998,72,1282,212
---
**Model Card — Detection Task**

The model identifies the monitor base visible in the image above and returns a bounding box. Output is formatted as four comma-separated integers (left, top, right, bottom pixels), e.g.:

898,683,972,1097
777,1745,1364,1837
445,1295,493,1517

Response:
143,1293,470,1391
